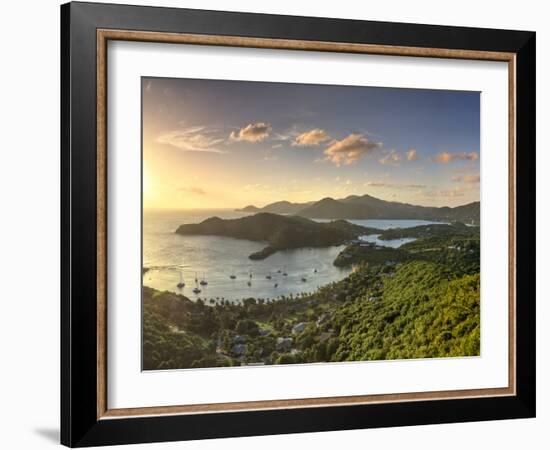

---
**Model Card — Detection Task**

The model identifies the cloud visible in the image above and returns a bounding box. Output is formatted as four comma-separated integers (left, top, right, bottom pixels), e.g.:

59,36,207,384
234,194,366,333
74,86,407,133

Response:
230,122,271,142
377,148,419,165
178,186,206,195
364,181,426,189
324,133,382,165
243,183,271,192
451,174,480,183
464,174,481,183
404,184,428,189
431,151,479,163
293,129,331,146
272,132,293,142
424,188,465,198
406,148,419,161
271,143,283,149
378,150,402,166
157,126,226,153
263,152,279,161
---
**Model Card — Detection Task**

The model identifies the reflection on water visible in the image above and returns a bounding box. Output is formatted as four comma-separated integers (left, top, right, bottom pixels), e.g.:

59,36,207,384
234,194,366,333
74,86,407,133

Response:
143,209,441,303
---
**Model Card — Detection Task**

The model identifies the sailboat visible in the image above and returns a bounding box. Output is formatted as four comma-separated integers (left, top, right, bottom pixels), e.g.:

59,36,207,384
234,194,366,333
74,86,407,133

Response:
230,273,236,280
176,271,185,289
192,276,201,294
199,272,208,286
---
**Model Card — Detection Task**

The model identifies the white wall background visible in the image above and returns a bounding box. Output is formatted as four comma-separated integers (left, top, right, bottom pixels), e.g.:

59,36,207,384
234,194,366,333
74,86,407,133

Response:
0,1,546,449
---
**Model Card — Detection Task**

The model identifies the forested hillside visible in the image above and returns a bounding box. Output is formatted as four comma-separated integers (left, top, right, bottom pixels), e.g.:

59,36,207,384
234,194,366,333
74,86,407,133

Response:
143,226,480,370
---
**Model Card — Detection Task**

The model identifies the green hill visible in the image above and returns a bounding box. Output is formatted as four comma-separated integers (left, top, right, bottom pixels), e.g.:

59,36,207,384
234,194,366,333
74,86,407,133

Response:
331,261,480,361
378,222,476,240
142,259,480,369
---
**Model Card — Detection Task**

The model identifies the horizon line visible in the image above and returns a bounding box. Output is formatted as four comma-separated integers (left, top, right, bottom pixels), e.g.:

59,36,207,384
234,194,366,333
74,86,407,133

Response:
143,192,480,212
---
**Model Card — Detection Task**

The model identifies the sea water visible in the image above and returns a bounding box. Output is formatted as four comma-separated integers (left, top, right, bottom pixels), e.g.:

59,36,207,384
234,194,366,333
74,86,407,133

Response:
143,209,441,302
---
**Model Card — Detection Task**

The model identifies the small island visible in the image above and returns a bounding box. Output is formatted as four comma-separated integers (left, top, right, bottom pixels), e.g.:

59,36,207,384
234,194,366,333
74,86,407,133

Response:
235,205,261,213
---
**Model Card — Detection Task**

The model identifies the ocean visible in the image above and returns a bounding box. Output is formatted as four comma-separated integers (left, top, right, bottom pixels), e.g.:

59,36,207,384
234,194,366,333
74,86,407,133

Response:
143,209,441,303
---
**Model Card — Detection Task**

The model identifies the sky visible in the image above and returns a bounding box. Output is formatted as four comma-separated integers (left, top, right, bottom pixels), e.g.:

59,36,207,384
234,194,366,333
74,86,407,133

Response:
142,77,480,210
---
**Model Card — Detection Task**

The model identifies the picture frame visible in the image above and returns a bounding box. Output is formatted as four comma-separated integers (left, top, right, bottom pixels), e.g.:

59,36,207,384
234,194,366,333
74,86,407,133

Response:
61,1,536,447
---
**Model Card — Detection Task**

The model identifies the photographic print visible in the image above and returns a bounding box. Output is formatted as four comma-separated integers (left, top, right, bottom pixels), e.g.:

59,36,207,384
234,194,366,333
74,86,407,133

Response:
142,77,481,371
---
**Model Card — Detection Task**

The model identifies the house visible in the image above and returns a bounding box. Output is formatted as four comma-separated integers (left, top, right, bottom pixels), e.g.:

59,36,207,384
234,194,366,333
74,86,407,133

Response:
292,322,307,334
231,344,247,356
233,335,247,344
317,313,330,325
319,331,333,342
276,337,293,351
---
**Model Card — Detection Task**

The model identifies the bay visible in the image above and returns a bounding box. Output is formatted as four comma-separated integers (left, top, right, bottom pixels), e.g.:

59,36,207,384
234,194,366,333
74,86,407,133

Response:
143,209,442,302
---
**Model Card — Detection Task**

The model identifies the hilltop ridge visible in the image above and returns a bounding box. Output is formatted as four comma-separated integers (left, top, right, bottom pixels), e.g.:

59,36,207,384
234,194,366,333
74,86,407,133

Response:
237,194,479,224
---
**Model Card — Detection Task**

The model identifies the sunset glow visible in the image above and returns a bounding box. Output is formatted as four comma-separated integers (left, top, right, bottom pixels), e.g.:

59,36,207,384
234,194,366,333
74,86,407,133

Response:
142,78,480,209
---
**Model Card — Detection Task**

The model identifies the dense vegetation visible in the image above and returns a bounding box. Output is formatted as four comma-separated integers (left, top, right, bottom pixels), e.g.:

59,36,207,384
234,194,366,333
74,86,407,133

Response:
144,224,480,370
175,213,381,260
332,262,479,361
333,243,409,267
335,227,479,275
378,222,475,240
401,234,480,276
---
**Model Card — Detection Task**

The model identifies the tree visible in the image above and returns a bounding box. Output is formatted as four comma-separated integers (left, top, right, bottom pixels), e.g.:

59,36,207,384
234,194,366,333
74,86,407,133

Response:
235,319,260,336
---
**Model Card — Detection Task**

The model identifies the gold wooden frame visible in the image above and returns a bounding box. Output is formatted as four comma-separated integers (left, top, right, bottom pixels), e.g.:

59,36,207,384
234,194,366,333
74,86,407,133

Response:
96,29,516,420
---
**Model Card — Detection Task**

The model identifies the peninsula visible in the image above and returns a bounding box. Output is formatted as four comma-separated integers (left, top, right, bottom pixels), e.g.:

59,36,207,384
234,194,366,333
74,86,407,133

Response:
175,213,381,260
